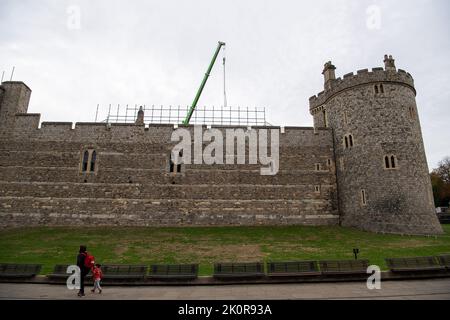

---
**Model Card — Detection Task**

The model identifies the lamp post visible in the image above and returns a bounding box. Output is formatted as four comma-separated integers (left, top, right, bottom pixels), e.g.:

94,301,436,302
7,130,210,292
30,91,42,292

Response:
353,248,360,260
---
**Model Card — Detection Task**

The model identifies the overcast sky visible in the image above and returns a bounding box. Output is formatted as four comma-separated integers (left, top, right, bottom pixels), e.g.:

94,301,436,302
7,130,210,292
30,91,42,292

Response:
1,0,449,169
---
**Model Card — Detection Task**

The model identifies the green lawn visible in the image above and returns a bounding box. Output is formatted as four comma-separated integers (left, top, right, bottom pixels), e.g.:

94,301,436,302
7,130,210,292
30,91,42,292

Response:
1,225,449,276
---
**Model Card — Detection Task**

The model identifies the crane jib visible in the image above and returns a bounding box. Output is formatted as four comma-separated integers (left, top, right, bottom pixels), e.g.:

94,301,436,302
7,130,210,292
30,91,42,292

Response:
183,41,226,125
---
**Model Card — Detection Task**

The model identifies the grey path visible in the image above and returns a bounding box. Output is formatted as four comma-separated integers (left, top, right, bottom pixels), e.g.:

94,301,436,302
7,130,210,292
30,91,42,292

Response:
1,279,450,300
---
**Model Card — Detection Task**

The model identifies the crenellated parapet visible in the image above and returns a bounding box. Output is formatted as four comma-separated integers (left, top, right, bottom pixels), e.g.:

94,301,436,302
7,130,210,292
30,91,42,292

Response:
309,67,415,114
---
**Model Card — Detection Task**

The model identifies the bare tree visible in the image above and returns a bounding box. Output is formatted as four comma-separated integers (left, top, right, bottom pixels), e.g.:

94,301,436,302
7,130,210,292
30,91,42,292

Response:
434,157,450,184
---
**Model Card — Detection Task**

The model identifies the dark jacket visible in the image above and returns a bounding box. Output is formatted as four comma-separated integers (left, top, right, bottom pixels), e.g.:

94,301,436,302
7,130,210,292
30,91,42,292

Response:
77,253,88,273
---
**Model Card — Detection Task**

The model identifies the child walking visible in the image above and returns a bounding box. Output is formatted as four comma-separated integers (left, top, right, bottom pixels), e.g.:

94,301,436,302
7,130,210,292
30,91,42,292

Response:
91,263,103,294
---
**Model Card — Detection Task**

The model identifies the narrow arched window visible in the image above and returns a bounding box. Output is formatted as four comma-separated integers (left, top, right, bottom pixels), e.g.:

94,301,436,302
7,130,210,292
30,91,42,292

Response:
409,107,415,119
177,150,183,173
361,190,367,206
90,151,96,172
82,151,89,173
343,111,348,125
169,154,175,173
344,136,349,149
349,135,354,147
322,110,328,128
385,156,390,169
391,156,396,169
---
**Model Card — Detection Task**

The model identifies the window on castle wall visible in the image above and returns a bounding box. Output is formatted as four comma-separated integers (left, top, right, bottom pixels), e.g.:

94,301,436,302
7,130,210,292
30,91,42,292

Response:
361,190,367,206
385,156,390,169
169,151,183,174
343,111,348,125
344,135,354,149
176,150,183,173
322,110,328,128
169,154,175,173
316,164,321,171
391,156,396,169
90,151,97,172
82,151,89,173
81,149,97,174
409,107,416,120
315,186,321,193
384,155,398,170
380,84,384,94
374,85,379,94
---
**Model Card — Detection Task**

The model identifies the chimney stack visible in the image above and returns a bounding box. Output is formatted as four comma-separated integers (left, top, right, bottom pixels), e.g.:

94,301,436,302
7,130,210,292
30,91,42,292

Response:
384,55,396,71
135,106,144,125
322,61,336,90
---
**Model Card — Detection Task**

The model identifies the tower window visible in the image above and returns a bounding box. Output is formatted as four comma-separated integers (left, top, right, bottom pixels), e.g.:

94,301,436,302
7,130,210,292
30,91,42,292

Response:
385,156,390,169
315,186,321,193
384,155,398,170
343,111,348,125
322,110,328,128
409,107,416,119
344,134,354,149
361,189,367,206
374,85,379,94
380,84,384,94
316,164,321,171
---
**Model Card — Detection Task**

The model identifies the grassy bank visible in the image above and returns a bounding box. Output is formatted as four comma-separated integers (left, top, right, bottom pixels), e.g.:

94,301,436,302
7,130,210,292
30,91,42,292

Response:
1,225,449,275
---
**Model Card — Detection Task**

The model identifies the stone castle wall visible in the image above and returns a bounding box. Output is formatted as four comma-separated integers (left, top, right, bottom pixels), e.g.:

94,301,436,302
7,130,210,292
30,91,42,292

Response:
0,89,339,227
0,55,443,235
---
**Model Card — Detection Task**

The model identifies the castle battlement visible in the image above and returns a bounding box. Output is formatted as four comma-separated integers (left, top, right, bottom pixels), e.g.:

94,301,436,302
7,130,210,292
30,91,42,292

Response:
309,65,415,113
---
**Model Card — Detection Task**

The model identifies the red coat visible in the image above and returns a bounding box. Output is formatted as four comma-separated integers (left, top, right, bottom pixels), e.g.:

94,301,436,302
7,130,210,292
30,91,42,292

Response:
92,267,103,280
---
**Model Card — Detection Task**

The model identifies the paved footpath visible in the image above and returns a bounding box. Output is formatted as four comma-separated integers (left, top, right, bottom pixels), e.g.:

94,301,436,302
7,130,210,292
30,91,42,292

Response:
0,279,449,300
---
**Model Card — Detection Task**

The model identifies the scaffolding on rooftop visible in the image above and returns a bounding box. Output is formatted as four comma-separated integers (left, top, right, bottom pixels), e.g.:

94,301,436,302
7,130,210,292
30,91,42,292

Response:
96,104,272,126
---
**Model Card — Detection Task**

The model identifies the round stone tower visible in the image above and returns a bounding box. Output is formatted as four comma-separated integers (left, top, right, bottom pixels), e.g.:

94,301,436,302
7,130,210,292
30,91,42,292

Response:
309,55,443,235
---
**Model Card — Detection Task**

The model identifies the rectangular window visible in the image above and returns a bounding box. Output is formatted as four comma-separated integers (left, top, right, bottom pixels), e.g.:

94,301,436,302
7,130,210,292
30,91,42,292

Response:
361,189,367,206
323,110,328,128
409,107,416,120
316,164,321,171
315,186,321,193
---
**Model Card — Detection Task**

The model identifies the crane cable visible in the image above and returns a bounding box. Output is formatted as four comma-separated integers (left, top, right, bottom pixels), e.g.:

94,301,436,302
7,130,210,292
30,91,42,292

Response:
222,45,227,108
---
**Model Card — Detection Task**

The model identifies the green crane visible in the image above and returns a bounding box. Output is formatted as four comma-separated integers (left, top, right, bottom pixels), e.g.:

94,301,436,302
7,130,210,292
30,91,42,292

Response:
182,41,226,125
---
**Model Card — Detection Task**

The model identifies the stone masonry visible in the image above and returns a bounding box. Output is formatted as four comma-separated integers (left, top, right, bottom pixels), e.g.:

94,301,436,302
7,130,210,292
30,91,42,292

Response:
0,56,443,235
